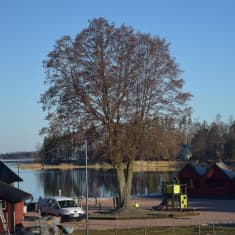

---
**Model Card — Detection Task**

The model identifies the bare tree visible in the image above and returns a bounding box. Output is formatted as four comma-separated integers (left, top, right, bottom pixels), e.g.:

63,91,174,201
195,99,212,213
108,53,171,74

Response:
40,18,191,209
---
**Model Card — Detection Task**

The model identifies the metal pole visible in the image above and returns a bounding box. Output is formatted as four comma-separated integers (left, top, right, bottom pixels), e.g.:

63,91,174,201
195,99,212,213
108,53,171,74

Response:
18,165,20,189
85,138,89,235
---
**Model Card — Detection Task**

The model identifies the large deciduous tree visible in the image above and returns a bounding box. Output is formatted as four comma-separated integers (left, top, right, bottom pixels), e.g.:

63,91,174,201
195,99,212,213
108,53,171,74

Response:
40,18,191,209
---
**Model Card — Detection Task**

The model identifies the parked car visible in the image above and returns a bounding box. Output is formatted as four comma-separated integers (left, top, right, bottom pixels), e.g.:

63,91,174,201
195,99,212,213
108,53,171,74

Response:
38,196,84,221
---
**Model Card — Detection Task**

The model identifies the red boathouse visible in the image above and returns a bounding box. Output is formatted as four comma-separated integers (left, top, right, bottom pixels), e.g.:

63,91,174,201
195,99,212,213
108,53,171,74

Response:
202,162,235,197
178,162,235,197
178,163,207,197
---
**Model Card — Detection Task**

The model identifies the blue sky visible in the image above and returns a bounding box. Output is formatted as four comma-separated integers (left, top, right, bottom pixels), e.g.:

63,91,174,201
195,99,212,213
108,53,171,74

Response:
1,0,235,153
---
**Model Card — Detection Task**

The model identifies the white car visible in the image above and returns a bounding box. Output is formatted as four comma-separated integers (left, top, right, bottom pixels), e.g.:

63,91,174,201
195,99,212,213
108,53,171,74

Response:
38,196,84,221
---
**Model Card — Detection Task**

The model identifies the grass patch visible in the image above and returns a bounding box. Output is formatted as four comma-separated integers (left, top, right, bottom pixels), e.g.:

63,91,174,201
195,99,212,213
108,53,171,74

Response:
71,225,235,235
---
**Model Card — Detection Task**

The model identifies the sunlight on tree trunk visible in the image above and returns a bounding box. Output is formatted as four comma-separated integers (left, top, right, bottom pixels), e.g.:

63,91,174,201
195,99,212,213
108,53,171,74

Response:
116,165,126,208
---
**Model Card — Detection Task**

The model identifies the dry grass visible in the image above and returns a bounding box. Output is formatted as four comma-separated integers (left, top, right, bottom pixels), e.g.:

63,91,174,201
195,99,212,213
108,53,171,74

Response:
71,225,235,235
19,162,113,170
19,160,185,171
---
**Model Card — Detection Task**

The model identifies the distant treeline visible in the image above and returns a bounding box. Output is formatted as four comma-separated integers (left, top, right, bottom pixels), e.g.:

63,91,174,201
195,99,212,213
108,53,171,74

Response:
190,115,235,162
0,151,39,160
39,114,235,165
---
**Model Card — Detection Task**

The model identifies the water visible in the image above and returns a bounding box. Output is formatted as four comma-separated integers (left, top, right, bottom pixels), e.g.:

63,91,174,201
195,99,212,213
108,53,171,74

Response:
5,160,178,201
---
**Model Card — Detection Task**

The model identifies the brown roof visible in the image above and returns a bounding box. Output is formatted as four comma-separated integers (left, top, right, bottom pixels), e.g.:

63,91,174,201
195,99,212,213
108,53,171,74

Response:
0,181,32,202
0,161,22,183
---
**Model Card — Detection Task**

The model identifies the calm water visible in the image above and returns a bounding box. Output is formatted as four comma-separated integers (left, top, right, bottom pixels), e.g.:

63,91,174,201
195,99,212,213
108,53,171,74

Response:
5,160,178,200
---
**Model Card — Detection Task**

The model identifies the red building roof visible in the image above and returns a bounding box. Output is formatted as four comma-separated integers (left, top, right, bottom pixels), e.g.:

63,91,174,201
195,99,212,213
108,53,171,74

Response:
0,161,22,184
0,181,31,203
178,163,207,178
213,162,235,180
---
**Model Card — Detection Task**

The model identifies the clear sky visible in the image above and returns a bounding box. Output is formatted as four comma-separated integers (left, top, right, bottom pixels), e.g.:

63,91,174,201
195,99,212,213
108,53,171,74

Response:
1,0,235,153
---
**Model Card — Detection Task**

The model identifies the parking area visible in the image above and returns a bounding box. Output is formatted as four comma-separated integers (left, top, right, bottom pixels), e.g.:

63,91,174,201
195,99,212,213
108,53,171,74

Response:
24,197,235,230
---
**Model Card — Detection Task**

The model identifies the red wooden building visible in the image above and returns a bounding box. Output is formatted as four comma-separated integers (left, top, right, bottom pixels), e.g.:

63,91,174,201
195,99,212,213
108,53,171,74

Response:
178,163,207,196
202,162,235,197
178,162,235,197
0,182,32,233
0,161,32,234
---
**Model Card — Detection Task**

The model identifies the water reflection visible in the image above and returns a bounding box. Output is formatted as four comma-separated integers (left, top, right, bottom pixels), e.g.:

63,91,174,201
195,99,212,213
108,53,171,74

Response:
37,169,118,198
6,161,177,200
20,169,177,200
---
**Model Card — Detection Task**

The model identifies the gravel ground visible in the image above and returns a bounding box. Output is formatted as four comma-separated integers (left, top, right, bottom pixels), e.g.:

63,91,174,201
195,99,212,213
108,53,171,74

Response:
24,197,235,231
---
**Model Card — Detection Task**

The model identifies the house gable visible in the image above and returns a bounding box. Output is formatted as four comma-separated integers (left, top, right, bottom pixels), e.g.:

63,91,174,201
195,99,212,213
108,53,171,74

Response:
0,161,22,184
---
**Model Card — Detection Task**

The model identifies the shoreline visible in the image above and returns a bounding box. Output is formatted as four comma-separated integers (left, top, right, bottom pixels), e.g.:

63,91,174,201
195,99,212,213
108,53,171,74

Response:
19,160,186,171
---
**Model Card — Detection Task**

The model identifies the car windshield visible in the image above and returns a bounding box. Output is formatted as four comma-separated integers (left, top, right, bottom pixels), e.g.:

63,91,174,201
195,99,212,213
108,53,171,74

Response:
58,199,77,208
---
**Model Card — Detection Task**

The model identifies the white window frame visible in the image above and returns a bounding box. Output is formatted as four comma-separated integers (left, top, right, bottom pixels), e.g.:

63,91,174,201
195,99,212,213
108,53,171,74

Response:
0,200,6,210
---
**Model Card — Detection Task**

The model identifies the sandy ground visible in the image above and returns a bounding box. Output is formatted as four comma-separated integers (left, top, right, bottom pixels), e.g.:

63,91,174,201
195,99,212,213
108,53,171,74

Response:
24,197,235,231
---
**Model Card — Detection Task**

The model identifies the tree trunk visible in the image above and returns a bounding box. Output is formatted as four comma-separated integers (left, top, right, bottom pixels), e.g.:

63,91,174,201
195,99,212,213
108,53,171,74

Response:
123,160,134,208
116,165,125,208
116,160,134,209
